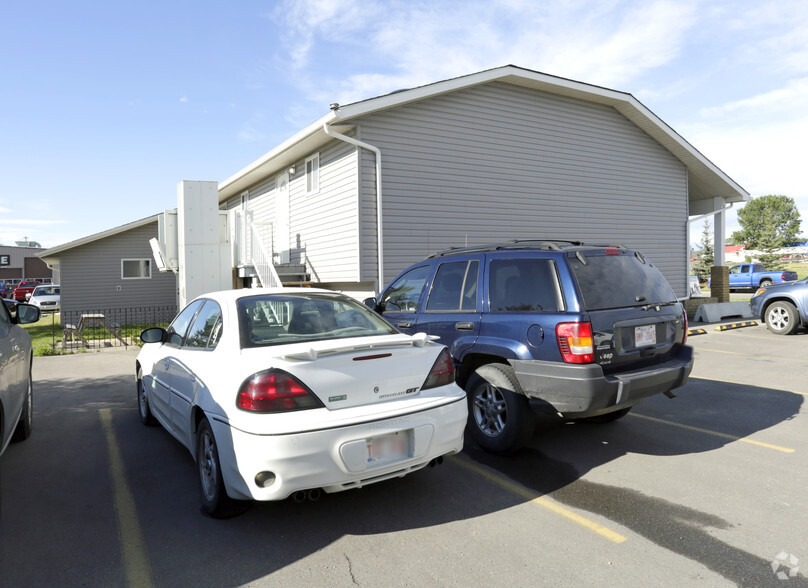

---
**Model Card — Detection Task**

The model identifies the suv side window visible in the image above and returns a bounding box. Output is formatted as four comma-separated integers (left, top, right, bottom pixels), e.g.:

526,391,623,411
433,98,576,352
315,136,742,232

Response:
489,258,562,312
379,265,430,311
427,260,479,311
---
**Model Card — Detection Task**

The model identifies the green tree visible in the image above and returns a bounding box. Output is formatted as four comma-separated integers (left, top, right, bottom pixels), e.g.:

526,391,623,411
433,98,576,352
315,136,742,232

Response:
731,194,801,248
692,219,713,282
756,216,786,271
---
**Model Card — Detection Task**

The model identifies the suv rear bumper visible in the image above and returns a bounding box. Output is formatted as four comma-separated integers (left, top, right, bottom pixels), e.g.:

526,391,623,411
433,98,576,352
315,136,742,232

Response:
509,345,694,417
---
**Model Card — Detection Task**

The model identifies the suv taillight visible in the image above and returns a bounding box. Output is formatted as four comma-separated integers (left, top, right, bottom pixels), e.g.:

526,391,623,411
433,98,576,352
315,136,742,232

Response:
556,322,594,364
236,369,323,412
421,348,455,390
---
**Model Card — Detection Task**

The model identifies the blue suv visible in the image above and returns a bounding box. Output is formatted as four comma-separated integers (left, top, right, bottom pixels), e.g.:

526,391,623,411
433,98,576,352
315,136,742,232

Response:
368,240,694,453
750,277,808,335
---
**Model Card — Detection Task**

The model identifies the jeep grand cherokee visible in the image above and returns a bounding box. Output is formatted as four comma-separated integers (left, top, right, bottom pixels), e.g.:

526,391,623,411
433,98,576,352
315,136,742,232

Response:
368,240,693,453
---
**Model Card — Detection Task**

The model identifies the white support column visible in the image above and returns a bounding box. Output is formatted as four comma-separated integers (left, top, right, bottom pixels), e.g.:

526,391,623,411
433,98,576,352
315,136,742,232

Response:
177,181,231,308
713,197,726,267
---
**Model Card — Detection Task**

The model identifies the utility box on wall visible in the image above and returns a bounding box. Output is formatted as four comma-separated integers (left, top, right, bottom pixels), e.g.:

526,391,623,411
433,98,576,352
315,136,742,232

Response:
177,181,231,308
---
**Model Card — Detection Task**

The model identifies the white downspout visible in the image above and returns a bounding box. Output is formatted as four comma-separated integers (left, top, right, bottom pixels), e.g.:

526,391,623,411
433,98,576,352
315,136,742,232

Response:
323,122,384,292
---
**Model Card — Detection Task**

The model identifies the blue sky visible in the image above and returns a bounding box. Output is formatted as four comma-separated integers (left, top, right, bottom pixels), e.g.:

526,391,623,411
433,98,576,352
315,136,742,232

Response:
2,0,807,248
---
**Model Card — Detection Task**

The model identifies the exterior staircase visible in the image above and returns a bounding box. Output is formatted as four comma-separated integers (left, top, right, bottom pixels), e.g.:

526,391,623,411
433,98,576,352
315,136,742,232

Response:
235,210,311,287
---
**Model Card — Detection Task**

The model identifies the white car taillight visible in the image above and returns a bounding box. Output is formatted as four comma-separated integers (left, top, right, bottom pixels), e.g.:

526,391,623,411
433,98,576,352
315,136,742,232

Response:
421,348,455,390
237,369,323,413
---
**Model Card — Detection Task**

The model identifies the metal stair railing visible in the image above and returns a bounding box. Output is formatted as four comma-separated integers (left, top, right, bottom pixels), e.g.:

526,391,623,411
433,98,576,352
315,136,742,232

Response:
235,210,282,289
251,223,282,288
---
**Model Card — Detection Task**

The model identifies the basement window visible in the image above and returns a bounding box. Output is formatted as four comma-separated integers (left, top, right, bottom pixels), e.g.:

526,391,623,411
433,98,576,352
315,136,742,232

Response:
305,153,320,194
121,258,152,279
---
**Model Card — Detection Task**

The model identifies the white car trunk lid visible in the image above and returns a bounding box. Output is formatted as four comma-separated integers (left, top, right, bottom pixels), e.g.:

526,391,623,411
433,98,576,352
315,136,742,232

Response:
264,334,442,410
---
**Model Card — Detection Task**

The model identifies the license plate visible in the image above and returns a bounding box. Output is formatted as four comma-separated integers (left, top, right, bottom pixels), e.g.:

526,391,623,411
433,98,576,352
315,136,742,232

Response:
635,324,656,347
367,432,408,463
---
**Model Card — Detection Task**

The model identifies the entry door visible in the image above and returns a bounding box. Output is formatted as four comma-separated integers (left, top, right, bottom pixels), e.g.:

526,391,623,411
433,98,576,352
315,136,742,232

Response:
275,173,290,264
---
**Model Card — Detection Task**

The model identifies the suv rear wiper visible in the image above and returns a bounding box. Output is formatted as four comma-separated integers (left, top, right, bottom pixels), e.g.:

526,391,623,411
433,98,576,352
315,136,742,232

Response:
640,301,677,311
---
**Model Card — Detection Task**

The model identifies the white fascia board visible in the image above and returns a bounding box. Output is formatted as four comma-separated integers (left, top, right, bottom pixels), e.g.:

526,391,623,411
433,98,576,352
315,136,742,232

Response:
37,215,160,259
218,112,337,202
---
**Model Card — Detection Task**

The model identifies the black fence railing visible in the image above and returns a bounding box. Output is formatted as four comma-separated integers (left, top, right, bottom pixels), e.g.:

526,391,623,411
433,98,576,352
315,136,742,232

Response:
43,306,176,352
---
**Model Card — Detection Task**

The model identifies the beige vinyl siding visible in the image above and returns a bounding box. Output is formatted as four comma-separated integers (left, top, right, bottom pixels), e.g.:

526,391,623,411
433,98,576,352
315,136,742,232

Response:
354,82,689,294
226,140,361,283
288,141,359,281
58,222,177,317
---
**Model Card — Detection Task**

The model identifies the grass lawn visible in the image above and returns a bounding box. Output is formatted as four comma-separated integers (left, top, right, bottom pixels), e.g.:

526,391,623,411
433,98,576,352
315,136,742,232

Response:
785,262,808,280
21,312,64,356
20,312,164,356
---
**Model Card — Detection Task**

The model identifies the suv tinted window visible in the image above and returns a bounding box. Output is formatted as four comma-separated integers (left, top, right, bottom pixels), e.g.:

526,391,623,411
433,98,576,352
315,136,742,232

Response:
380,265,429,311
489,258,562,312
570,253,676,310
427,260,478,311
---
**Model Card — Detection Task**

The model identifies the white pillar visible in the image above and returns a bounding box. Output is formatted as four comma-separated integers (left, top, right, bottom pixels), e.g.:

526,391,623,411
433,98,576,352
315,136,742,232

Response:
177,181,231,308
713,197,726,267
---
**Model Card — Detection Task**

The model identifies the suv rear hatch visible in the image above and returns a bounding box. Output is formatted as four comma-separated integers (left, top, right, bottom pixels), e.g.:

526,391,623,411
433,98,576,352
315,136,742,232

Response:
568,248,686,373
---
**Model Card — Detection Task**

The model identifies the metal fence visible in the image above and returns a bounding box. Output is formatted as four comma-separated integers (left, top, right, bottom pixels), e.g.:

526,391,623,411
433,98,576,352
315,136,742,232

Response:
43,305,176,352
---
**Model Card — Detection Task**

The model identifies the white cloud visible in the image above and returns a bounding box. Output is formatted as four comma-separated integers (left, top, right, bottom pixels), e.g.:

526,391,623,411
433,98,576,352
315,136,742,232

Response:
180,96,188,103
274,0,698,107
699,77,808,119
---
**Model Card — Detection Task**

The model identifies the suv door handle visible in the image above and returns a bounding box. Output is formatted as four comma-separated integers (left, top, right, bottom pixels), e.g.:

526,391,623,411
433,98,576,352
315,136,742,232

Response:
397,321,413,329
455,322,475,331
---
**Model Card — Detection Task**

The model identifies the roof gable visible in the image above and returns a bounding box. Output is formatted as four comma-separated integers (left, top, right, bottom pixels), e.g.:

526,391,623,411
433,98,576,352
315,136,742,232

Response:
219,65,748,206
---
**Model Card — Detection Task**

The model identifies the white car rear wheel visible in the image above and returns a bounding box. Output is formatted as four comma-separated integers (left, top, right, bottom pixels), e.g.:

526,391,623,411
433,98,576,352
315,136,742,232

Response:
197,419,239,517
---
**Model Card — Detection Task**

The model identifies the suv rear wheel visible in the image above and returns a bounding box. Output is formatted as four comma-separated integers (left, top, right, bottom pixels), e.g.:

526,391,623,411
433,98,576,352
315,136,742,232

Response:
466,363,535,453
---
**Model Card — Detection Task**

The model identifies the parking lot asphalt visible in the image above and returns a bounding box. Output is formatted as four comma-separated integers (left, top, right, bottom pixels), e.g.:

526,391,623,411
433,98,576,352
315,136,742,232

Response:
0,324,806,587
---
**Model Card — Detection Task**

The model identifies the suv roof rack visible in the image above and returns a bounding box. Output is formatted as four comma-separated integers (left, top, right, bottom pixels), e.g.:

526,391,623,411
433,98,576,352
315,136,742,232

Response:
426,239,628,259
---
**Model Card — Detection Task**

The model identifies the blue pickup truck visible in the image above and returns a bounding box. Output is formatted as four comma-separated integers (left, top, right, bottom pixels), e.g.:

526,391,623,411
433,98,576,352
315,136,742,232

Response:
727,264,798,291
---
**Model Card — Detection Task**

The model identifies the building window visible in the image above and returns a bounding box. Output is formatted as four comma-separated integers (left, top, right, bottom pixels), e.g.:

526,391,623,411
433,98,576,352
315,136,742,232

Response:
121,259,152,279
305,153,319,194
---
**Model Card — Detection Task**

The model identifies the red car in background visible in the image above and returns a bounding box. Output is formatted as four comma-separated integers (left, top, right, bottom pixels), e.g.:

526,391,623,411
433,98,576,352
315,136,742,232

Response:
12,281,41,301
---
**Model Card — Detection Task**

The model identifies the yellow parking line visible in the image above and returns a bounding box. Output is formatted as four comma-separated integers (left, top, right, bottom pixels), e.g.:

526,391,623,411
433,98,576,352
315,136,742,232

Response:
100,409,155,587
452,456,628,543
630,413,796,453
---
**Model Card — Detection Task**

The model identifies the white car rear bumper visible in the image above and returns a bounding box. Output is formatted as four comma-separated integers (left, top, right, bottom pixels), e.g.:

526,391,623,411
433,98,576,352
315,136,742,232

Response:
210,397,467,501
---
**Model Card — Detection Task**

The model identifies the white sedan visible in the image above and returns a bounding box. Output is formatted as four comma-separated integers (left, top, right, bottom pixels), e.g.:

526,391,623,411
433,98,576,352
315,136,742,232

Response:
136,288,467,516
28,285,60,313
